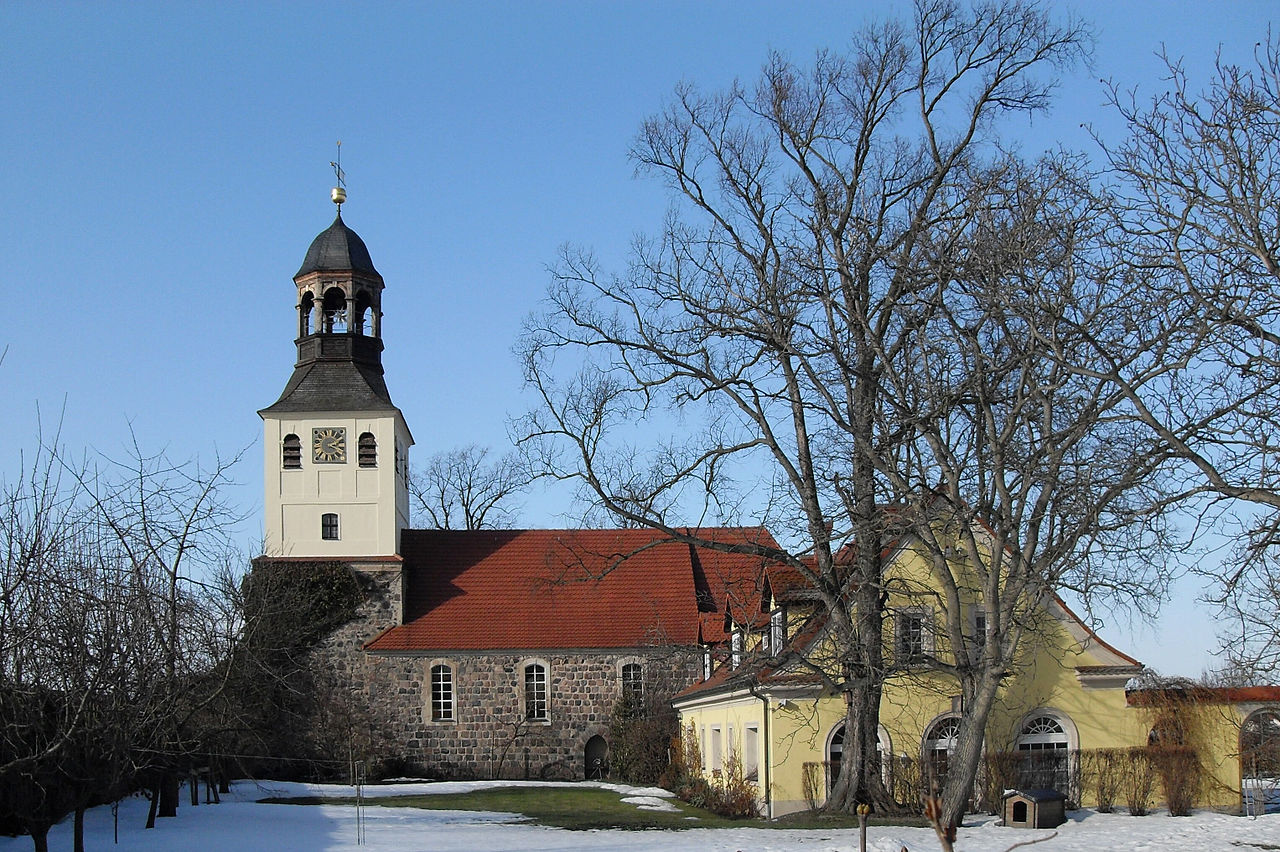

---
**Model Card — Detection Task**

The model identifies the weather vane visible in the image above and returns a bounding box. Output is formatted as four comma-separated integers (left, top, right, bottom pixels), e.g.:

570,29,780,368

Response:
330,140,347,210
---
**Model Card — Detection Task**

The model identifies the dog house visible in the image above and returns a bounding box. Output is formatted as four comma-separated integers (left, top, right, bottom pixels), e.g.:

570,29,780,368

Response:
1003,789,1066,829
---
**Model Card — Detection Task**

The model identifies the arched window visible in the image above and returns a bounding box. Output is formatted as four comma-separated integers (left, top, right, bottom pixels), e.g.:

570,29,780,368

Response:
1242,710,1280,779
322,287,348,333
321,512,339,540
430,663,454,721
353,290,373,335
924,716,962,790
828,723,892,794
358,432,377,467
282,434,301,469
299,292,314,336
523,662,548,721
1016,712,1072,793
621,662,643,697
827,724,844,794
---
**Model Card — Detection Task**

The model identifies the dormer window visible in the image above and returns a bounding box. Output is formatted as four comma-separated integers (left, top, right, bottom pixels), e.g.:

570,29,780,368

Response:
731,631,743,669
282,434,302,469
769,609,785,654
358,432,377,467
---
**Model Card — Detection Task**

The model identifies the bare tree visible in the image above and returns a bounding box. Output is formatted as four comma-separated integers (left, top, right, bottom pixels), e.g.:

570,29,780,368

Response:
0,436,246,850
409,444,533,530
1087,34,1280,678
518,0,1095,817
874,153,1177,824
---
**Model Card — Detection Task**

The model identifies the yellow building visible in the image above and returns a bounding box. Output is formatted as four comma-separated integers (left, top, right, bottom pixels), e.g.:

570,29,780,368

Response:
674,527,1280,818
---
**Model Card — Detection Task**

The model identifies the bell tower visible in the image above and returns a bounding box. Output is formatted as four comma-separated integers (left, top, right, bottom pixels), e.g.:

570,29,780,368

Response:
259,185,413,558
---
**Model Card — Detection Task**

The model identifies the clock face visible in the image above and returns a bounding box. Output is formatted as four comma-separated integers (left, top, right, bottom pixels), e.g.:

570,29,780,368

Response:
312,427,348,463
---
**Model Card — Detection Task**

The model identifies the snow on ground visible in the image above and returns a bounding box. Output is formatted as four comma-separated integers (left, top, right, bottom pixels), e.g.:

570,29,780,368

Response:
3,780,1280,852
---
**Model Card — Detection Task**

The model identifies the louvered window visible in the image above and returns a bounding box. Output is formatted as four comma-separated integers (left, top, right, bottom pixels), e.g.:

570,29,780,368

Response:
358,432,377,467
282,434,302,469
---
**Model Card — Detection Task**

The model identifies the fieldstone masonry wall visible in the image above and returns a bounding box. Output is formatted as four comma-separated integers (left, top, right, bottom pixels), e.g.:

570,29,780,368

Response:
307,565,701,780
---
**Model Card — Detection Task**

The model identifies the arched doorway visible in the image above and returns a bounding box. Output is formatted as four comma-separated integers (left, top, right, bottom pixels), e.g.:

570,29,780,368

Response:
585,735,609,780
923,716,961,793
827,723,892,793
1015,713,1072,793
1241,709,1280,813
827,724,844,793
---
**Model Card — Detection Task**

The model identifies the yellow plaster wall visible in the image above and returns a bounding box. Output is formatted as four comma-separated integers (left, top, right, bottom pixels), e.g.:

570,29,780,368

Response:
678,532,1250,816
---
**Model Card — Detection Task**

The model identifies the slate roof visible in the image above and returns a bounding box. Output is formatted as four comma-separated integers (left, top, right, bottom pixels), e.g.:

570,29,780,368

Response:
259,357,397,415
296,214,380,279
365,527,780,653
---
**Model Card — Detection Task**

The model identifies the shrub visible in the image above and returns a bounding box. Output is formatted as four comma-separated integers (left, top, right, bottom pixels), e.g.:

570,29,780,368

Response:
1150,746,1202,816
697,751,759,819
979,751,1023,814
608,690,678,785
1122,748,1156,816
801,762,824,812
889,753,923,808
1081,749,1123,813
667,723,758,819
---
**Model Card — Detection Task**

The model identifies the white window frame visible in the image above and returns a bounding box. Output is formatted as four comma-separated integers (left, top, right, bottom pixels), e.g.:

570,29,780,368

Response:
744,723,760,781
970,606,988,658
895,607,931,665
769,609,785,654
619,658,644,698
521,659,550,723
429,661,455,723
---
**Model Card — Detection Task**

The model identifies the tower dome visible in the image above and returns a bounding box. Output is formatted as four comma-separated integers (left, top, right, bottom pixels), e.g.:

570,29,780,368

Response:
295,213,380,278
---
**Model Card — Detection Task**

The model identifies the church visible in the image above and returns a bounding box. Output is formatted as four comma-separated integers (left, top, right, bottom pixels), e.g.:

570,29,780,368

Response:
257,196,1280,813
254,196,774,781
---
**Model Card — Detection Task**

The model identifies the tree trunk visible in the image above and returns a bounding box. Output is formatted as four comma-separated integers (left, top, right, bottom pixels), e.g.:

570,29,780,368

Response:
940,670,1004,827
144,782,159,829
190,771,199,806
28,825,49,852
826,541,896,813
158,773,179,817
73,806,85,852
823,359,897,815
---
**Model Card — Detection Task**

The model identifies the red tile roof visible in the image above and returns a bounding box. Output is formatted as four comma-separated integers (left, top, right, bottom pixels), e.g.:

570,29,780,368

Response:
1126,685,1280,706
365,527,779,653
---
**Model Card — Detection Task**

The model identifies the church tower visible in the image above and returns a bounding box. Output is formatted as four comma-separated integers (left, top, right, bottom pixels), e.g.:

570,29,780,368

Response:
259,191,413,558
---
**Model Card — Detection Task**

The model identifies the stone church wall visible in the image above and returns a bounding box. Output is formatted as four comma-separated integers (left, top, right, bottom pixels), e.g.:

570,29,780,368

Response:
308,565,701,781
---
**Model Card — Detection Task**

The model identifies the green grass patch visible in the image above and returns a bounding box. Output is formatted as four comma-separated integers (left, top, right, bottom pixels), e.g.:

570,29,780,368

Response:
260,786,745,830
260,784,938,831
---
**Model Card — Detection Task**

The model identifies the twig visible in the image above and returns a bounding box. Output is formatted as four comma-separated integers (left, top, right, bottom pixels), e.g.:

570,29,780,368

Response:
1001,831,1059,851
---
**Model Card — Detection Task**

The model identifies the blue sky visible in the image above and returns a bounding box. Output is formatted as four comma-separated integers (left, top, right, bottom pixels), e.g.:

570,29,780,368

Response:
3,1,1274,676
